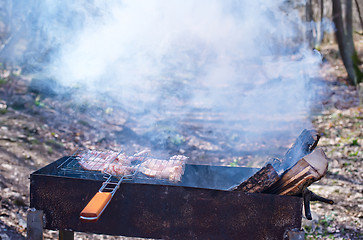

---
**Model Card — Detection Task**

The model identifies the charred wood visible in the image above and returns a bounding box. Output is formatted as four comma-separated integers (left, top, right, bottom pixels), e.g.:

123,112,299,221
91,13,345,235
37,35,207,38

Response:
232,129,321,194
266,148,328,195
230,129,332,220
279,129,320,172
230,164,280,193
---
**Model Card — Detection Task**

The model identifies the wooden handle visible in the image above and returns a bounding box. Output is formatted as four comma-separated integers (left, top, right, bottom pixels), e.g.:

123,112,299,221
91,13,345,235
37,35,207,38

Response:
80,192,112,222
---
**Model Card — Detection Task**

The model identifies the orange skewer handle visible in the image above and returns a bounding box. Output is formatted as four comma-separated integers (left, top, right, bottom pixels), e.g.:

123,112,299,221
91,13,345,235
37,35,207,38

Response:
80,192,112,222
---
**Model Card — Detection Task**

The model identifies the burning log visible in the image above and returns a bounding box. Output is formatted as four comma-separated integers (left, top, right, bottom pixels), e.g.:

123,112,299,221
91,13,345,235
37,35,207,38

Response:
231,129,334,220
229,164,279,192
277,129,320,173
272,146,334,220
267,148,328,195
266,147,334,220
231,129,321,193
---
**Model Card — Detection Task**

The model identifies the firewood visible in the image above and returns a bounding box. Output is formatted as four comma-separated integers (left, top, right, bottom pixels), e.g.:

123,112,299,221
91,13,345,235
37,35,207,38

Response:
278,129,320,173
230,164,280,193
266,148,328,196
230,129,322,195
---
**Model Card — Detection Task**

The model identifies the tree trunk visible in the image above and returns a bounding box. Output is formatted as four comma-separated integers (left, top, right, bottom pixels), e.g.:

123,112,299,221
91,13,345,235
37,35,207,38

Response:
332,0,363,85
319,0,324,47
355,0,363,33
306,0,315,48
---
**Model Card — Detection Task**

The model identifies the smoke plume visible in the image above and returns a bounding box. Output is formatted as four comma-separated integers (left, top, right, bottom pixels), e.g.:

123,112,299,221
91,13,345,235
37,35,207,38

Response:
4,0,325,160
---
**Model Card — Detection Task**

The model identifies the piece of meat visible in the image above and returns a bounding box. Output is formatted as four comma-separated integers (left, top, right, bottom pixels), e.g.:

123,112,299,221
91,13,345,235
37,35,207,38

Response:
139,155,187,182
77,150,131,173
78,151,118,171
102,163,135,176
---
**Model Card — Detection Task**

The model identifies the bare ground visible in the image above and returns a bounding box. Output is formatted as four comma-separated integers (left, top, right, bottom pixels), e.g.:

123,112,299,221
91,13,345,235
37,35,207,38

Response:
0,41,362,239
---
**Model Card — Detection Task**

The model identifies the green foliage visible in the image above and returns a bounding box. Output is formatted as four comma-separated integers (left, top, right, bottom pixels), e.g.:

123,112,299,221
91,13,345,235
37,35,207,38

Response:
0,108,7,114
229,159,239,167
304,214,338,239
30,138,40,145
45,139,64,149
34,95,45,108
168,133,185,146
46,145,53,154
0,78,7,85
303,225,312,233
348,151,359,157
342,162,351,167
351,139,359,146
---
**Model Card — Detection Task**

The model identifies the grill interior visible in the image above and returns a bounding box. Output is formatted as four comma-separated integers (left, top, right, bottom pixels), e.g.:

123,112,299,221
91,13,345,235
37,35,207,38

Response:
37,156,257,190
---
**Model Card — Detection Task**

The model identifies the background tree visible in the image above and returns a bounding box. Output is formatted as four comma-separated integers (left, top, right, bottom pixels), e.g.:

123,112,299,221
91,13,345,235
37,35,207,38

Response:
332,0,363,85
354,0,363,34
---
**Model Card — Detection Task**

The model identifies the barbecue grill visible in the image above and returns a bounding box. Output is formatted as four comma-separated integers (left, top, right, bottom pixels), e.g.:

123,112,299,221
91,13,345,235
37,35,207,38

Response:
28,154,305,240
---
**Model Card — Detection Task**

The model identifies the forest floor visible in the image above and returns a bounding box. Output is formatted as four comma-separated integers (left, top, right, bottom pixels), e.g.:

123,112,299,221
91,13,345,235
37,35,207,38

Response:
0,39,362,240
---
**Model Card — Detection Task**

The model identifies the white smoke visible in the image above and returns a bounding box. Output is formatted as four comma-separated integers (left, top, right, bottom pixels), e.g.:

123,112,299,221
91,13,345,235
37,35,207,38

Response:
9,0,325,153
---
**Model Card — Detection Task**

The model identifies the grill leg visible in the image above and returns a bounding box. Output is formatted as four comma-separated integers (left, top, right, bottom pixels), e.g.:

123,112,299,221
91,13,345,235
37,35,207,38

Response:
27,209,44,240
59,230,74,240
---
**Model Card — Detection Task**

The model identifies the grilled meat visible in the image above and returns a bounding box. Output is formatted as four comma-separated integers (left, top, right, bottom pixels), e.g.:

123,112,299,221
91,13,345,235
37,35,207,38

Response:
139,155,187,182
77,150,186,182
78,150,132,172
